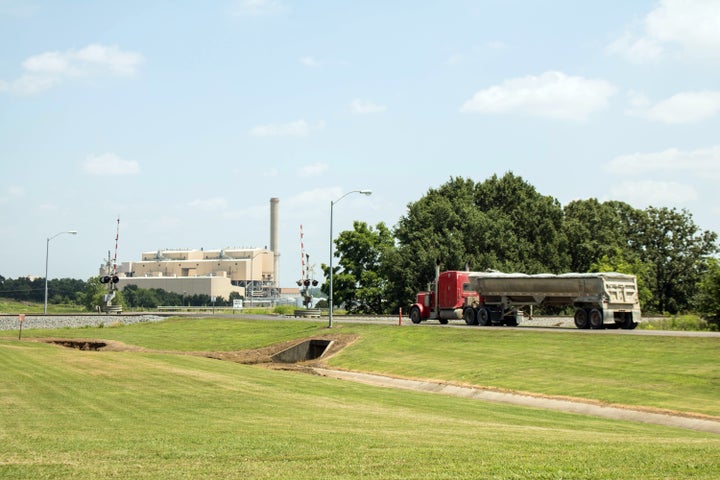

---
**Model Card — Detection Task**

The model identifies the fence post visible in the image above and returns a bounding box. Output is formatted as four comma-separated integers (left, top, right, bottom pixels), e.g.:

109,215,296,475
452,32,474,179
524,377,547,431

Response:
18,314,25,340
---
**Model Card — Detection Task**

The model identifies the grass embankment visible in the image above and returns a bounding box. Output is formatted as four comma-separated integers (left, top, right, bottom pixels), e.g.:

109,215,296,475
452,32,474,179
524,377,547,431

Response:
2,318,719,479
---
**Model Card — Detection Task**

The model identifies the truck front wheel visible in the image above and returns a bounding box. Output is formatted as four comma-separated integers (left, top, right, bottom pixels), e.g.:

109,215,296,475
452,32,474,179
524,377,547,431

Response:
409,306,422,324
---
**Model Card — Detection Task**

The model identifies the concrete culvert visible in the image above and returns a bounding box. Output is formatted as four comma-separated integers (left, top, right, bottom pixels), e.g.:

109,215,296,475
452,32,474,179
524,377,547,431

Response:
271,339,333,363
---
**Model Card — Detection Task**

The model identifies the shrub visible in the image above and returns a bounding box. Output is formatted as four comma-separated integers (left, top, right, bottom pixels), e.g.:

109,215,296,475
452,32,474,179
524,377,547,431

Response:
638,314,716,331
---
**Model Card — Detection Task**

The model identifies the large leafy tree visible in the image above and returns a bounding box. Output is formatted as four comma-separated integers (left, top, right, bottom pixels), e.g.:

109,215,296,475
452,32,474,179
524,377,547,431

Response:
563,199,641,272
390,173,568,309
321,221,395,314
694,258,720,327
474,172,569,273
630,207,718,313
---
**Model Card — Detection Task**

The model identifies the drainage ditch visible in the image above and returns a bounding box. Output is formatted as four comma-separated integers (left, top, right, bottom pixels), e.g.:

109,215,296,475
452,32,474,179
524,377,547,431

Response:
49,340,107,351
270,339,333,363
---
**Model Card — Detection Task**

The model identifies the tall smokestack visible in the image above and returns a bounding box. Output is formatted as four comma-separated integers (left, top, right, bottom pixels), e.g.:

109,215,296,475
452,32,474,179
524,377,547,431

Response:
270,197,279,290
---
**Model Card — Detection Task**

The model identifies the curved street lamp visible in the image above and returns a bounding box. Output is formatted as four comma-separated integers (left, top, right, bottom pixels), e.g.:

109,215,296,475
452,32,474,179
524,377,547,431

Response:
44,230,77,314
329,189,372,328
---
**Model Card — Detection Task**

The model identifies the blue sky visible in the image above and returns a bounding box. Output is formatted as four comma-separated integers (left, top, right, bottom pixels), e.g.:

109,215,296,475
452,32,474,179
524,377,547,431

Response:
1,0,720,286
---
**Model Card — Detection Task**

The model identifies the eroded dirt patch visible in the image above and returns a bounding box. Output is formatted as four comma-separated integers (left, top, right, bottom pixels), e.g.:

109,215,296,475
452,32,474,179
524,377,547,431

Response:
48,340,108,351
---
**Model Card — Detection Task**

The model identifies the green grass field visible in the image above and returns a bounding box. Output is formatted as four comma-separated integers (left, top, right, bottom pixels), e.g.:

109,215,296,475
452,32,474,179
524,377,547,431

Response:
2,318,719,479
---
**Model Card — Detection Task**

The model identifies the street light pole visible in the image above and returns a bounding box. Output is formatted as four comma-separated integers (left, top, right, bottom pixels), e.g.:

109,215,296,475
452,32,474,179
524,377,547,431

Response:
44,230,77,315
328,189,372,328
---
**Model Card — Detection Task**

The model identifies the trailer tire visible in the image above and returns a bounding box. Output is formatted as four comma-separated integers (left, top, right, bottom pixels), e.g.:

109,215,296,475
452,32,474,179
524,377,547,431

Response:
618,313,638,330
463,308,478,325
478,308,491,326
409,307,422,324
574,309,590,329
589,309,604,329
504,315,519,327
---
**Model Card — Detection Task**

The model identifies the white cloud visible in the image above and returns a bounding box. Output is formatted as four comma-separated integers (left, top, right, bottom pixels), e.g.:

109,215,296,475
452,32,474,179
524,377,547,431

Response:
299,56,321,67
231,0,286,16
1,44,143,95
83,153,140,176
298,162,328,177
188,197,229,211
606,146,720,179
607,32,664,63
249,119,324,137
460,71,617,121
350,99,387,114
0,185,26,205
288,187,344,208
608,0,720,62
610,180,698,206
627,90,720,124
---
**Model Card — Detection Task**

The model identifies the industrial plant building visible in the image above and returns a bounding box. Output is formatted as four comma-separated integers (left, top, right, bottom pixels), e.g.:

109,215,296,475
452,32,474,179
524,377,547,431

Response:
106,198,284,303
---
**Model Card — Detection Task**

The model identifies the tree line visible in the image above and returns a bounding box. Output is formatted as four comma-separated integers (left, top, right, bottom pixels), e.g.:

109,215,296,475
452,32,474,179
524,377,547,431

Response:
0,276,239,310
322,173,720,325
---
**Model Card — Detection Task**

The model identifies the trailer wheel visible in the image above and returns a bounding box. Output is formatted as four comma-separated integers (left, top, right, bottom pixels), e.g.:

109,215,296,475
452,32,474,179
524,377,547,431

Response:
589,309,604,329
463,308,478,325
574,309,590,329
409,307,422,324
478,308,491,326
618,313,638,330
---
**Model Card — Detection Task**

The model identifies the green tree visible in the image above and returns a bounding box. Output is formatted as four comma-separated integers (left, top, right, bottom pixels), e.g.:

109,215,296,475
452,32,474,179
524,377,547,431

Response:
78,277,108,311
390,173,568,309
631,207,718,313
563,199,641,272
321,221,395,314
694,258,720,327
474,172,569,273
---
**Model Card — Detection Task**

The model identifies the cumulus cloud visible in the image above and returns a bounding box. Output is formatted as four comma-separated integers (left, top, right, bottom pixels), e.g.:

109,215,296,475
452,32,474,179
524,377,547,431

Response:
298,162,328,177
0,44,144,95
249,119,324,137
350,99,387,114
608,0,720,62
610,180,698,206
606,146,720,178
83,153,140,176
231,0,287,16
627,90,720,124
460,71,617,121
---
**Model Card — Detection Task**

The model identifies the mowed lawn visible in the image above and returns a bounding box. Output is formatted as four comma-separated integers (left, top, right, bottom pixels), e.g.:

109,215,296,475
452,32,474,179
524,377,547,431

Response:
1,318,719,479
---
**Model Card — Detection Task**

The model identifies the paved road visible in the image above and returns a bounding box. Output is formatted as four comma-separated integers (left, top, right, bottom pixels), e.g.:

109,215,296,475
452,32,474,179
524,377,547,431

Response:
3,313,719,338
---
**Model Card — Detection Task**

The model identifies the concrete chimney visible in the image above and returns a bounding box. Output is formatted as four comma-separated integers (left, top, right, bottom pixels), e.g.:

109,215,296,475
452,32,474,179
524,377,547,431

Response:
270,197,279,290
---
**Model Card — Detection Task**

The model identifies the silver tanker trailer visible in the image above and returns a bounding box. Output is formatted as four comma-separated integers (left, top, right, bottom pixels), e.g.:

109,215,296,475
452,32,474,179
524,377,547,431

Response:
467,271,641,329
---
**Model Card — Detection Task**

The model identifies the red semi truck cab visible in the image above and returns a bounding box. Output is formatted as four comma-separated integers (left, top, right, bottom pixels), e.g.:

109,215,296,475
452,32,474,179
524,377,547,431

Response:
409,271,480,324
